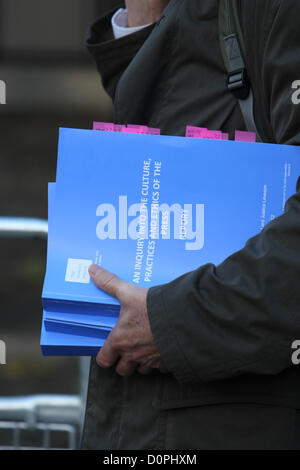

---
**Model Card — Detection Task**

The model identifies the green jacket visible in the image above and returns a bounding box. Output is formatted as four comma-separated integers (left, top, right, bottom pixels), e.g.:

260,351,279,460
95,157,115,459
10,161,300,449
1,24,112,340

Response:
82,0,300,450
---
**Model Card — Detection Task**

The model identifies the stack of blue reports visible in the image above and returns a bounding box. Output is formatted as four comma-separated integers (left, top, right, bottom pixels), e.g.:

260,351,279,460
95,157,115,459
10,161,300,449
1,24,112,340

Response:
41,128,300,356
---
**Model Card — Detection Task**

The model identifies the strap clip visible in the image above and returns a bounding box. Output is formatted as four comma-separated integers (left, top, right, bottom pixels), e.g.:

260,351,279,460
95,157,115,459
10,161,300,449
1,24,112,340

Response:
227,68,250,100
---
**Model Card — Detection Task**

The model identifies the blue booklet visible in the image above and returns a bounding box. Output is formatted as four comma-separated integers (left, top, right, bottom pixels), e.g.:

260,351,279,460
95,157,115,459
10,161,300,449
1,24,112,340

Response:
41,129,300,355
41,183,113,355
41,312,108,355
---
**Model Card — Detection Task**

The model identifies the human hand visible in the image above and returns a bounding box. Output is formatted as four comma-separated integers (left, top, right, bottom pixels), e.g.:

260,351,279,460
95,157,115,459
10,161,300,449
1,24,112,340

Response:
125,0,170,27
89,264,167,376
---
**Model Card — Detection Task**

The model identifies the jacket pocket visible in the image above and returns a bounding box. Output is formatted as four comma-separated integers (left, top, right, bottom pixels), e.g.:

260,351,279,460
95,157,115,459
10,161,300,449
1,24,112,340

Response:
153,373,249,410
152,373,300,450
153,367,300,411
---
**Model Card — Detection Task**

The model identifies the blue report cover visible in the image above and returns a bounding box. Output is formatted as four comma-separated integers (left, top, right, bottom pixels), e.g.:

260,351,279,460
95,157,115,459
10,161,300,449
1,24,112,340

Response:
41,313,108,356
41,128,300,355
41,182,113,355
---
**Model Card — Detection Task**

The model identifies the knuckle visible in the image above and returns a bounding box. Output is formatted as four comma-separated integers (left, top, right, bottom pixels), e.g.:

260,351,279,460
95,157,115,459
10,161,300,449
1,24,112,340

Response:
96,271,116,289
123,350,136,363
116,359,136,377
127,350,139,362
111,330,124,349
111,328,132,351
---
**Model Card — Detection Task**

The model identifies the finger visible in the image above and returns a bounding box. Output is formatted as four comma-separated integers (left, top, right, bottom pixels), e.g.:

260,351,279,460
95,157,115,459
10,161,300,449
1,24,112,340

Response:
89,265,126,299
115,357,137,377
96,332,120,368
137,364,153,375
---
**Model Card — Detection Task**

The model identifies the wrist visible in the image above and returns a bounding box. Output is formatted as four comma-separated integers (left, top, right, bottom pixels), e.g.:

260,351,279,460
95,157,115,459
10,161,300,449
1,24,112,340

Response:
127,10,159,28
112,8,152,39
125,1,169,27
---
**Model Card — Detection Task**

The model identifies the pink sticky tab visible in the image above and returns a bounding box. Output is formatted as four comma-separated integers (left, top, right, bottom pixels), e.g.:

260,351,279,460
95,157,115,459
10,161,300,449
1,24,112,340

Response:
93,122,115,131
186,126,207,138
121,127,143,134
222,133,229,140
147,127,161,135
126,124,161,135
205,130,223,140
126,124,149,134
113,125,124,132
235,130,256,142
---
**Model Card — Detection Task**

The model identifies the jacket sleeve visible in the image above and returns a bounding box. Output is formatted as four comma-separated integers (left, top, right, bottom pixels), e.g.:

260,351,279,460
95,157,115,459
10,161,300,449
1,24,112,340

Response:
85,4,155,100
147,0,300,384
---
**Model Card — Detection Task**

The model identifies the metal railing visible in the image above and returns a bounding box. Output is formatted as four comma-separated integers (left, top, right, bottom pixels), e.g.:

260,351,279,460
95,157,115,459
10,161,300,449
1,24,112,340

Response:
0,395,82,450
0,217,48,238
0,216,90,450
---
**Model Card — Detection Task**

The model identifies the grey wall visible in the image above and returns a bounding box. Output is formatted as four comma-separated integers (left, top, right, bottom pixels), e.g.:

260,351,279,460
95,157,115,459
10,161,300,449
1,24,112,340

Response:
0,0,122,112
0,0,121,57
0,1,123,412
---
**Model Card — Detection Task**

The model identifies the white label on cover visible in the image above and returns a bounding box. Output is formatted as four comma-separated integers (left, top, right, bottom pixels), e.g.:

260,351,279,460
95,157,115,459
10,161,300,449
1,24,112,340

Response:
65,258,93,284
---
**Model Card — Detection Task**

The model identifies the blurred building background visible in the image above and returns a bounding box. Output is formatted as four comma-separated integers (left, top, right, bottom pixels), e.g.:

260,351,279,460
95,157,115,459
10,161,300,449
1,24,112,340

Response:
0,0,120,406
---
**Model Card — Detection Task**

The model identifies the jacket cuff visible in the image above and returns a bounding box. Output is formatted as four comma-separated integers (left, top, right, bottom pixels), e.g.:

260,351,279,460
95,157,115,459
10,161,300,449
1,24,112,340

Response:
112,8,152,39
85,8,155,59
85,6,155,99
147,285,198,384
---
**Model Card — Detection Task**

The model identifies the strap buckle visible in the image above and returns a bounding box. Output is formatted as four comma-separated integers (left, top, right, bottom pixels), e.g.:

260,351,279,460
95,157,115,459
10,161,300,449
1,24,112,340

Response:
227,68,250,100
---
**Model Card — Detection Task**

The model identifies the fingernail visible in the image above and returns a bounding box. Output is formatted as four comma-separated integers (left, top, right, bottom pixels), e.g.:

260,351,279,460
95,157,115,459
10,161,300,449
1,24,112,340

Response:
89,264,100,276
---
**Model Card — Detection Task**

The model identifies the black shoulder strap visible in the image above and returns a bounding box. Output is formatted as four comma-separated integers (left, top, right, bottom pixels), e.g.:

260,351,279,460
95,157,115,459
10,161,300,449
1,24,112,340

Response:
218,0,262,141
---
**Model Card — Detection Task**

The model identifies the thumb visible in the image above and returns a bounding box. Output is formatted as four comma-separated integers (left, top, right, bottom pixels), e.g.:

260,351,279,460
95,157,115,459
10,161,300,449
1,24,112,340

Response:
89,265,125,299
